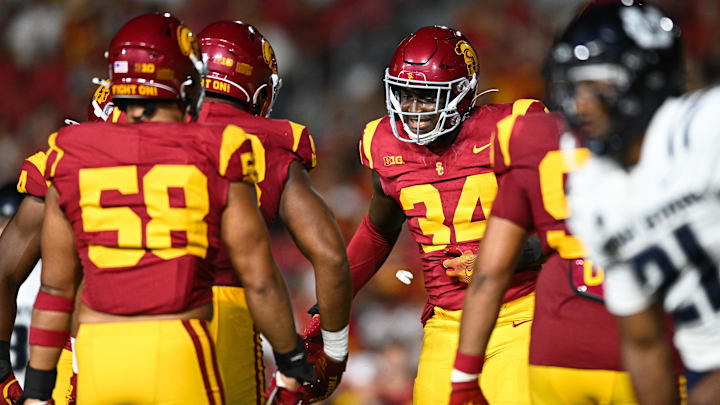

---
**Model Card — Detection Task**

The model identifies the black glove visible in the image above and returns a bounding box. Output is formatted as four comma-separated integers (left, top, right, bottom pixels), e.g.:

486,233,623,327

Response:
273,334,316,384
17,366,56,404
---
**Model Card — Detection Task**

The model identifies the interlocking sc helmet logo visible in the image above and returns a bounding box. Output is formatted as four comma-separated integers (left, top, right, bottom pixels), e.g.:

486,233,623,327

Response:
176,24,201,59
262,40,278,74
92,83,110,105
454,40,478,76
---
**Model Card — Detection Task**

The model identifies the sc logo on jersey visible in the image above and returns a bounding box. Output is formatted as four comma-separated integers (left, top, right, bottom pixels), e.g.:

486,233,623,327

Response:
454,40,478,76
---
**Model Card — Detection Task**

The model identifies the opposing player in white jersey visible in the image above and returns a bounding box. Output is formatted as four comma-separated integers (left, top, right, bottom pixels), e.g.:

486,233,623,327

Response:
546,2,720,405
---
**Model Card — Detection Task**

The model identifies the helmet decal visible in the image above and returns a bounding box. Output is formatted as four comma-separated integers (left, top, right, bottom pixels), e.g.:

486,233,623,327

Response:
454,40,478,76
176,24,201,59
620,7,674,49
262,40,278,74
93,84,110,105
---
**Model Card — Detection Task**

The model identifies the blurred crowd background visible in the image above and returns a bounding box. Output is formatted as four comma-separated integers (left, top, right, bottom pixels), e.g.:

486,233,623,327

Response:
0,0,718,403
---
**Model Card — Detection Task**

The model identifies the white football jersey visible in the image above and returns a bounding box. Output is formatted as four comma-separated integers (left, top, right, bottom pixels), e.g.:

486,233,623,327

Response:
567,85,720,372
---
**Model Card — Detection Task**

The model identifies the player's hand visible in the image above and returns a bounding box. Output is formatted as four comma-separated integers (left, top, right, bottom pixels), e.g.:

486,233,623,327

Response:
449,380,488,405
0,370,22,404
16,398,53,405
265,372,310,405
443,247,476,284
301,314,323,359
304,350,347,403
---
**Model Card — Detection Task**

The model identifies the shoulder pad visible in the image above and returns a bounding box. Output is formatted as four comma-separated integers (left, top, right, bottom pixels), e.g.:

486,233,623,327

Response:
492,105,555,174
358,117,386,170
286,120,316,171
17,150,50,198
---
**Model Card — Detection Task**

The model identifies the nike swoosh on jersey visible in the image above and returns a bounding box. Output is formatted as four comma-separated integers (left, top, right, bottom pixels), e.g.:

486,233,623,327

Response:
512,319,531,328
473,142,492,154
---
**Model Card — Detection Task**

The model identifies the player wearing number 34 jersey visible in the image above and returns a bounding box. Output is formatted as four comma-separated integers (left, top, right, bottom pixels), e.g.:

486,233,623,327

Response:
348,26,546,405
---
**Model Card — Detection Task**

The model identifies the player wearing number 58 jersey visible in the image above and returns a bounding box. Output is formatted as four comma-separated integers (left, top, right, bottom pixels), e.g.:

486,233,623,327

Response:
345,26,546,405
557,3,718,405
19,13,314,405
197,21,351,404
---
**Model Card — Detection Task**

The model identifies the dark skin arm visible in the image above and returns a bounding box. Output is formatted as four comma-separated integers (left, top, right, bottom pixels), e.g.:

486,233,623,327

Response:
28,187,81,372
0,196,44,341
279,161,351,331
368,171,406,235
617,304,676,405
457,216,527,356
222,182,298,353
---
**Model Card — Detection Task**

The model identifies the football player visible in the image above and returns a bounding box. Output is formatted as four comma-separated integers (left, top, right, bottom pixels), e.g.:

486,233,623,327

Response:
19,13,313,404
0,80,121,405
554,3,720,405
305,25,546,405
197,21,352,404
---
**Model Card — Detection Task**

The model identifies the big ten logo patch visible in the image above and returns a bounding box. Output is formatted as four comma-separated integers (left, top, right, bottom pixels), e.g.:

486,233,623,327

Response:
454,40,478,76
383,155,404,166
134,63,155,74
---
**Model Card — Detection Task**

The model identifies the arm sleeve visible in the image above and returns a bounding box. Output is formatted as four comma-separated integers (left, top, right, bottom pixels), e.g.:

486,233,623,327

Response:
347,214,400,296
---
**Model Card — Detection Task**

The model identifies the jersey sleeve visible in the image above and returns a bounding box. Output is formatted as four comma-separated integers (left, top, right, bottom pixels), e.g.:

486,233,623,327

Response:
358,118,384,170
43,132,63,183
490,169,533,230
491,102,550,175
215,124,260,184
17,150,50,198
286,121,316,171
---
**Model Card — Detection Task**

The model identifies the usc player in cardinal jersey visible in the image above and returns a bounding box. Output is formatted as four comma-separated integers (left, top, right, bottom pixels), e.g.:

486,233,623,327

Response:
0,82,122,405
19,13,314,404
308,26,546,405
196,21,351,404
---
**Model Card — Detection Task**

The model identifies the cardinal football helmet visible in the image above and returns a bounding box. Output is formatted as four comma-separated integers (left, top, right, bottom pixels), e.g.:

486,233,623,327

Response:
106,13,206,120
385,26,480,145
199,21,281,117
545,2,684,158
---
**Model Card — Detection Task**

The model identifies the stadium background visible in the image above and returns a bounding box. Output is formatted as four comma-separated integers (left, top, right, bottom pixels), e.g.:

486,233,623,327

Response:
0,0,717,403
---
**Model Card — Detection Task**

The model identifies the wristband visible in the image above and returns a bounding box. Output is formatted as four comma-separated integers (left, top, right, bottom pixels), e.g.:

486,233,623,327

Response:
29,327,70,347
23,366,56,401
273,335,307,374
321,325,349,362
34,291,74,312
451,351,484,383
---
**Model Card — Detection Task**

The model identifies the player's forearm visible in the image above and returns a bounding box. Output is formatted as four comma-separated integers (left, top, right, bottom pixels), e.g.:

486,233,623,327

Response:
457,267,513,356
312,254,352,331
621,335,676,405
0,284,18,341
28,309,71,370
242,267,298,353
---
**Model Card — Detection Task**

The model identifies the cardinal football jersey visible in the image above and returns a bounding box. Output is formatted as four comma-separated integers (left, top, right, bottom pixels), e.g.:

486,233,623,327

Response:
359,99,546,316
197,100,316,286
45,121,258,315
491,111,622,370
567,85,720,372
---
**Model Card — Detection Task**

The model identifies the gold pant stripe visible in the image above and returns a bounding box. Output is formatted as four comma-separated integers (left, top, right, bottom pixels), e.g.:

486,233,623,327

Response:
182,320,225,405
